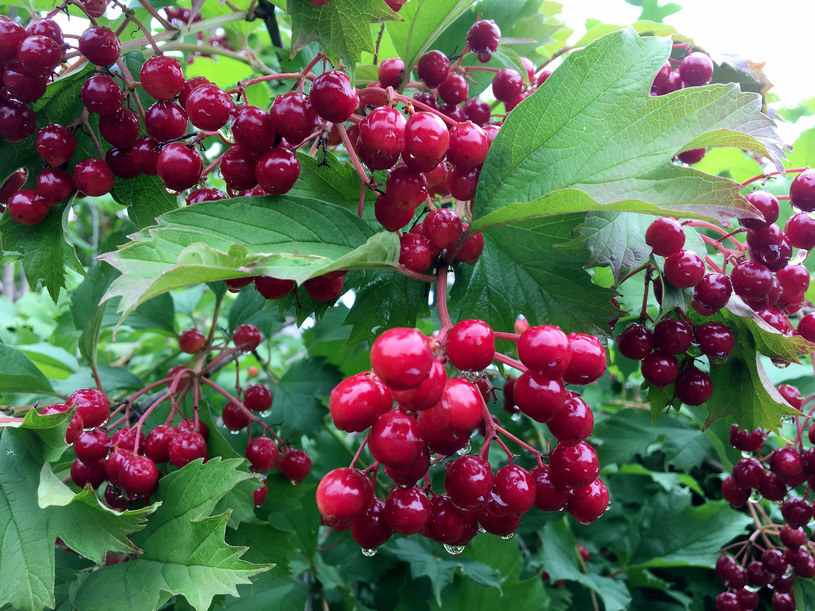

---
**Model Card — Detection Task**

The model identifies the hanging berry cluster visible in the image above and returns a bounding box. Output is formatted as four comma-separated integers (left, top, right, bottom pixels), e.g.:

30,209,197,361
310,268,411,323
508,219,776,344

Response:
316,319,609,554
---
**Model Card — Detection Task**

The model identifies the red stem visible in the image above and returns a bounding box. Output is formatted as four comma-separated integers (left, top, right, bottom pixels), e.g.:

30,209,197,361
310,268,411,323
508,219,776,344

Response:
436,265,452,329
741,167,809,188
494,332,520,342
493,351,528,372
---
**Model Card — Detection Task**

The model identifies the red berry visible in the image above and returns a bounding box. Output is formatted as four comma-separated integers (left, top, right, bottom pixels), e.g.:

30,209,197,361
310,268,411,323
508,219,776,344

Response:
351,497,392,548
145,425,177,463
78,26,120,66
73,158,115,197
425,494,467,543
742,190,779,230
399,233,435,272
467,20,501,56
0,170,27,205
695,322,735,360
645,217,685,256
567,478,609,523
678,52,713,86
663,249,705,288
184,83,234,130
447,121,488,170
74,429,111,463
798,313,815,342
445,319,495,371
454,227,484,264
547,392,594,446
232,323,262,350
104,484,130,511
785,212,815,249
0,99,36,143
445,455,492,507
770,445,804,477
67,388,110,428
653,319,693,354
245,437,278,471
640,351,679,387
316,467,372,522
269,92,318,144
3,67,47,103
156,143,202,191
106,146,139,180
616,323,653,360
790,169,815,212
392,359,446,411
780,384,802,410
463,97,491,125
674,367,712,405
120,454,159,497
692,272,733,315
513,370,565,422
563,333,606,384
405,112,449,164
549,441,599,488
232,105,276,153
383,485,430,535
140,55,185,101
221,145,258,191
375,193,414,231
370,327,432,390
253,481,268,506
416,50,450,88
16,35,60,76
303,273,344,302
144,100,188,141
35,124,77,167
309,70,359,123
105,448,130,485
71,458,107,489
254,276,295,300
98,108,140,148
492,68,523,103
130,136,161,175
255,148,299,195
423,208,462,250
179,76,211,107
493,464,535,513
386,164,428,210
81,75,123,114
178,329,205,354
438,72,469,106
0,19,27,62
277,449,311,483
244,384,273,412
7,189,50,225
168,431,208,468
221,402,250,431
517,324,571,377
530,464,570,511
378,58,405,89
176,418,209,440
368,411,424,468
360,107,406,158
731,260,773,301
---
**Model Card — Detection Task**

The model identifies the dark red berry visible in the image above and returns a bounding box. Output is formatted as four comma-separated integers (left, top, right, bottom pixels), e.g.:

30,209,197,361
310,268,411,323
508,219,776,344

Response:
742,190,780,230
640,351,679,387
7,189,50,225
692,272,733,315
466,20,501,56
99,109,140,148
616,323,653,360
303,273,344,302
269,92,318,144
144,425,177,463
120,454,159,496
277,448,311,483
185,83,234,130
140,55,185,101
168,431,208,468
80,75,123,114
513,370,565,422
731,260,773,301
785,212,815,249
156,143,202,191
416,50,450,88
663,249,705,288
678,52,713,86
78,26,120,66
144,100,188,141
233,324,262,350
567,478,609,523
370,327,432,390
255,276,295,300
695,322,735,360
445,319,495,371
378,57,405,89
563,333,606,385
67,388,110,428
447,121,489,170
653,318,693,354
438,72,468,106
316,467,372,522
645,217,685,256
232,105,276,152
245,437,278,471
309,70,358,123
255,148,299,195
178,329,205,353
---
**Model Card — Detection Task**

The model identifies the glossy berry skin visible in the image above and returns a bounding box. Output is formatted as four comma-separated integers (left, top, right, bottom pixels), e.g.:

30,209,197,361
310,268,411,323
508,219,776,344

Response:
517,324,571,378
105,448,130,486
645,217,685,256
790,169,815,212
0,170,27,205
653,319,693,354
493,465,535,513
269,92,318,144
663,249,705,288
74,429,111,463
781,497,812,529
770,445,804,477
277,449,312,483
144,100,188,140
374,193,413,231
463,97,491,125
386,164,428,209
384,445,430,486
144,425,177,463
730,260,773,301
71,459,106,489
567,478,609,524
421,378,483,434
692,272,733,315
445,455,492,507
186,188,226,205
168,431,208,468
798,313,815,342
35,124,77,167
785,212,815,250
232,106,275,152
3,67,47,103
14,35,59,77
157,143,202,192
529,464,570,511
378,57,405,89
0,99,36,143
777,264,809,303
616,323,653,360
130,136,161,175
243,384,272,412
7,190,50,225
40,404,83,444
454,228,484,264
424,495,467,543
360,107,406,158
176,419,209,440
245,437,278,471
492,68,523,103
232,323,262,351
78,26,121,66
405,112,449,164
416,50,450,88
0,19,27,61
445,319,495,371
370,327,432,390
741,190,779,230
548,392,594,446
140,55,185,101
99,109,140,148
303,274,344,302
721,475,750,507
368,411,424,468
384,485,431,535
674,367,712,405
447,121,489,170
309,70,359,123
563,333,606,384
780,384,803,410
550,441,600,488
67,388,110,428
73,158,115,197
178,329,205,354
255,148,299,195
252,481,268,507
438,73,469,106
316,467,372,522
640,351,679,387
695,322,735,360
351,497,392,548
513,370,565,423
329,372,391,432
399,233,435,273
254,276,295,300
80,75,123,114
467,20,501,56
220,145,258,191
221,402,250,431
120,455,159,497
423,208,462,250
184,83,234,130
392,359,446,412
678,52,713,86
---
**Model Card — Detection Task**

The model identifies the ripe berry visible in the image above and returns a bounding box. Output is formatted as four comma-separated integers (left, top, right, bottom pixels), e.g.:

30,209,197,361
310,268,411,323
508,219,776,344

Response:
130,136,161,175
529,464,570,511
0,19,27,62
7,190,50,225
140,55,185,101
67,388,110,428
168,431,208,468
741,190,779,230
16,35,60,76
785,212,815,250
447,121,489,170
255,276,295,300
232,323,262,351
422,208,462,250
73,158,115,197
374,193,413,231
663,249,705,288
384,444,430,486
269,92,318,144
303,273,344,302
731,260,773,301
790,169,815,212
316,467,372,522
548,392,594,446
798,313,815,342
176,419,209,441
770,445,804,477
563,333,606,384
370,327,432,390
513,370,565,422
40,403,84,444
438,72,468,106
220,145,258,191
517,324,571,377
81,75,123,114
674,367,712,405
763,548,789,574
277,448,312,483
640,351,679,387
71,458,107,489
780,384,802,410
445,319,495,371
368,411,424,468
384,485,431,535
255,148,299,195
184,83,234,130
781,497,812,529
416,50,450,88
645,217,685,256
351,497,392,548
3,67,47,103
242,384,271,413
392,359,446,412
78,26,121,66
120,455,159,496
104,484,130,511
616,323,653,360
360,107,406,158
695,322,735,360
780,524,807,548
35,124,77,167
179,76,210,107
653,319,693,354
748,225,791,272
721,475,750,507
221,402,250,431
386,164,428,209
253,481,268,506
178,329,205,354
309,70,358,123
454,227,484,264
224,277,255,293
98,109,140,148
425,495,467,543
0,99,36,143
145,100,188,140
549,441,600,487
245,437,278,471
493,465,535,513
491,68,523,104
692,272,733,315
144,425,177,463
405,112,449,164
399,233,435,272
157,142,203,191
467,20,501,57
445,455,492,507
567,478,609,524
74,429,112,463
678,52,713,86
378,57,405,89
463,97,491,125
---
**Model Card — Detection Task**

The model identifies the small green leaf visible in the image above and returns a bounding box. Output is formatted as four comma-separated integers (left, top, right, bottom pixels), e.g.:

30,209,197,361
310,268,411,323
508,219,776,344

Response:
0,343,55,395
271,358,341,436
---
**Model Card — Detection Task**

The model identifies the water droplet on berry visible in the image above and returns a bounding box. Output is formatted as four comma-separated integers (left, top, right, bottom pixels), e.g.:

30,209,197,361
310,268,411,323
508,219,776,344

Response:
260,410,272,418
361,547,378,557
741,451,753,459
772,359,790,369
748,489,762,503
444,544,465,555
457,440,472,455
500,532,516,540
710,355,728,366
229,429,240,435
476,523,486,534
511,412,522,422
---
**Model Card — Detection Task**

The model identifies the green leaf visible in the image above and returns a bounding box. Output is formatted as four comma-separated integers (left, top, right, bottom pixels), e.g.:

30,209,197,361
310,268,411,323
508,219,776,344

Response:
386,0,477,83
570,212,652,284
475,28,784,230
100,196,400,320
0,343,55,395
535,519,632,611
271,357,341,436
78,303,106,368
73,458,270,611
227,285,286,336
1,408,69,463
288,0,398,70
0,203,85,301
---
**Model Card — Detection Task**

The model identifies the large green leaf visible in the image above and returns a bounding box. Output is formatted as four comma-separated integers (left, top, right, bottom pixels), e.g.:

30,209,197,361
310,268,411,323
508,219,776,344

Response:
475,28,784,228
0,344,55,395
100,196,400,319
288,0,398,70
270,357,341,436
72,458,270,611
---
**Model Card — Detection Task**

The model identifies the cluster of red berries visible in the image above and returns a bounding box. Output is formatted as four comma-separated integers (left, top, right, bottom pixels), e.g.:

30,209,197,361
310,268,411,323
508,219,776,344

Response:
713,393,815,611
316,319,609,552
